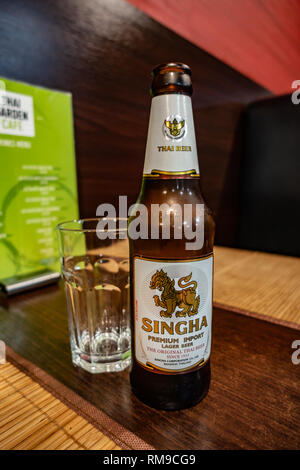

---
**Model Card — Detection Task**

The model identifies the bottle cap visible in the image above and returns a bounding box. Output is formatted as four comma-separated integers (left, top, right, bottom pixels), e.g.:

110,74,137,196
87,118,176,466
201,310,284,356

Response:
151,62,192,97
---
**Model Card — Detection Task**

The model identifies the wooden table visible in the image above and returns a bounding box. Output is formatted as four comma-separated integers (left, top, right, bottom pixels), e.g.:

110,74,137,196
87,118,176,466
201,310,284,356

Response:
0,279,299,450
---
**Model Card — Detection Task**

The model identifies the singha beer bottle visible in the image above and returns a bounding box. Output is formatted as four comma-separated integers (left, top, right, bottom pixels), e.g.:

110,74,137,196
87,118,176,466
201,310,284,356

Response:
129,63,215,410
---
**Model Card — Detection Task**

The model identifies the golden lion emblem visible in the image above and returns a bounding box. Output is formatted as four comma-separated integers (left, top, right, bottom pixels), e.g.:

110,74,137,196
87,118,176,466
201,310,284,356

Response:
150,270,200,318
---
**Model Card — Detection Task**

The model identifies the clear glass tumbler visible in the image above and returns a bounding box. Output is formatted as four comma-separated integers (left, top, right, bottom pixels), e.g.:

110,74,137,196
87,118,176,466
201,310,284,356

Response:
56,218,131,373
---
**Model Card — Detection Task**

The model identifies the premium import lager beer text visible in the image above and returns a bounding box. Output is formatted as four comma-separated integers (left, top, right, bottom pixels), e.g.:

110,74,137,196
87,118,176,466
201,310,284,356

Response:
129,63,215,410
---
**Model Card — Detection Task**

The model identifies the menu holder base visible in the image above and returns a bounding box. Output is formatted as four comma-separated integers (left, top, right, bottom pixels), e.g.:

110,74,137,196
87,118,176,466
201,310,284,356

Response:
0,270,60,296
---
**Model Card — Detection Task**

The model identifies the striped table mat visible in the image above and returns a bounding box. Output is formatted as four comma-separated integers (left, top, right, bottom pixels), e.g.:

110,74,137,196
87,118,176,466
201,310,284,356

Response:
0,347,153,450
214,246,300,330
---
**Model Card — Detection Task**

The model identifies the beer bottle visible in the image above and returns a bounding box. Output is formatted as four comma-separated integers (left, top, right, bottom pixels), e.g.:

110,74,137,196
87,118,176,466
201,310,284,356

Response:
129,63,215,410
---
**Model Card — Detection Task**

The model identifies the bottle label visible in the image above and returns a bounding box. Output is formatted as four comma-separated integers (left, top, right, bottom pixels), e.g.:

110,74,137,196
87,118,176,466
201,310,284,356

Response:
143,94,200,177
134,255,213,374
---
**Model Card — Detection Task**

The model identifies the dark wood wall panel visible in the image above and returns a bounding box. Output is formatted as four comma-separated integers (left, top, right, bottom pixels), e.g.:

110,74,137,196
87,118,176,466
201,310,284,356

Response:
0,0,271,245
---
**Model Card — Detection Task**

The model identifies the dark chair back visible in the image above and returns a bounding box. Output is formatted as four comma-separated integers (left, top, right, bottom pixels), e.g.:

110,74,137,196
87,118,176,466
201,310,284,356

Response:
238,95,300,256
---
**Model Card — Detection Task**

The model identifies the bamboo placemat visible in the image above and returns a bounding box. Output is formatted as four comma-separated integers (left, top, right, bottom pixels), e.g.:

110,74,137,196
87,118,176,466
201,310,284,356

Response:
0,347,153,451
214,246,300,329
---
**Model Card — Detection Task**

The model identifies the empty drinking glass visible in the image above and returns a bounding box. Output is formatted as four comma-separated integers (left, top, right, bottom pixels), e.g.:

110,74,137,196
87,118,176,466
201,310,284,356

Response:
56,218,130,373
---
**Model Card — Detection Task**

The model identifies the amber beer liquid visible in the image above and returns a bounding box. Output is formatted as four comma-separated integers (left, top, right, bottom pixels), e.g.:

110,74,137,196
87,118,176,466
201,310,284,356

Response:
129,63,215,410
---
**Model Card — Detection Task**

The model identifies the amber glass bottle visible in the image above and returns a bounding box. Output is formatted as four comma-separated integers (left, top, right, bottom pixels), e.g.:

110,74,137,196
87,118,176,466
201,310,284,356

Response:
129,63,215,410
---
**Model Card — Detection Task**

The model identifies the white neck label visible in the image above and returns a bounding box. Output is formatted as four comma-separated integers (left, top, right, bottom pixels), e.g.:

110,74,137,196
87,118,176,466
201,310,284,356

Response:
143,94,199,176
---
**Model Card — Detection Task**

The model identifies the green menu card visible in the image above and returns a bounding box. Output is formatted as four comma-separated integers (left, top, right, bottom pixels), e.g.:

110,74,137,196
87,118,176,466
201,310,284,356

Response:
0,77,78,280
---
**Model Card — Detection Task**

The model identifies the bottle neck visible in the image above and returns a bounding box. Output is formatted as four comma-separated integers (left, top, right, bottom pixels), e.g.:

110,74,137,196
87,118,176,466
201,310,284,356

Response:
143,93,199,178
